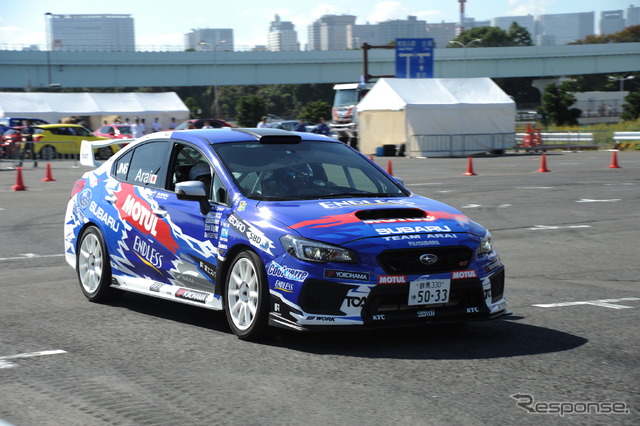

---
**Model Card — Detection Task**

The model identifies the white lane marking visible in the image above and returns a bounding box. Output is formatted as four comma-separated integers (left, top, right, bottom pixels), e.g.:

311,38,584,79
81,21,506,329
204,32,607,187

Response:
576,199,621,203
0,253,64,262
604,183,633,186
529,224,591,230
0,349,68,369
518,186,554,189
461,204,511,209
534,298,640,310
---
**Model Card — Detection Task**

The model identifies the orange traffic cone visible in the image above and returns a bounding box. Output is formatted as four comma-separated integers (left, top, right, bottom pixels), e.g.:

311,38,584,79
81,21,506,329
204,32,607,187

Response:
608,150,621,169
42,162,56,181
11,166,27,191
386,160,393,176
536,153,550,172
463,157,477,176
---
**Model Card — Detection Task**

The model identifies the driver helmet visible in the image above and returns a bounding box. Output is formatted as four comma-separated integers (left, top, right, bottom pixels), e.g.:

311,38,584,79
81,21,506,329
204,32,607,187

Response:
189,163,211,181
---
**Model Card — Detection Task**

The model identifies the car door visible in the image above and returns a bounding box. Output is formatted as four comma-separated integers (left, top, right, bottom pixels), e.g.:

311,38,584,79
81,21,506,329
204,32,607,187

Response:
151,141,226,295
109,140,176,283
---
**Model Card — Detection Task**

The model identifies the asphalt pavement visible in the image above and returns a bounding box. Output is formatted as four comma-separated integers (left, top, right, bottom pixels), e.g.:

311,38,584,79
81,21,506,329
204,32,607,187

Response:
0,150,638,425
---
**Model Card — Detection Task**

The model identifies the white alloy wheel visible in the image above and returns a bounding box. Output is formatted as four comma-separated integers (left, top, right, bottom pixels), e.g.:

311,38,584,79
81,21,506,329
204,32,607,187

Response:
79,232,103,294
76,226,116,302
225,251,269,339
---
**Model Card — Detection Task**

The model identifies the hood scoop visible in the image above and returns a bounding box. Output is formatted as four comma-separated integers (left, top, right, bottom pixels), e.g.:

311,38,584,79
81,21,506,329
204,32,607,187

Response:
355,208,427,221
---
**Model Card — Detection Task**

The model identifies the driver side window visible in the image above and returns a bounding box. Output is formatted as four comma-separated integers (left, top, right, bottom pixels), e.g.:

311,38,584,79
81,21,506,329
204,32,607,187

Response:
169,143,228,205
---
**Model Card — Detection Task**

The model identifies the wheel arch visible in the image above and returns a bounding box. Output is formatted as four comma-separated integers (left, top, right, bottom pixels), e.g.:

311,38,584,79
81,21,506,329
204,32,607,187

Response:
215,243,263,298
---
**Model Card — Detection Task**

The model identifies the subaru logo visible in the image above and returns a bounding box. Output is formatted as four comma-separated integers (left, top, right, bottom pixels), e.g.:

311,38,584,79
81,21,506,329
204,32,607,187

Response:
419,254,438,265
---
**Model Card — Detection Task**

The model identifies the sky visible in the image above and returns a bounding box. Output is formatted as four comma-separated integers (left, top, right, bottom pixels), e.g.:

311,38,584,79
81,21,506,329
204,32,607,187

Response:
0,0,634,49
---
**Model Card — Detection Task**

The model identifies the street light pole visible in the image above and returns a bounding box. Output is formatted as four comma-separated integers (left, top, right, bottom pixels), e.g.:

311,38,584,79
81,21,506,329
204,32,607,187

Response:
608,75,635,92
45,12,52,88
448,38,481,78
199,40,226,118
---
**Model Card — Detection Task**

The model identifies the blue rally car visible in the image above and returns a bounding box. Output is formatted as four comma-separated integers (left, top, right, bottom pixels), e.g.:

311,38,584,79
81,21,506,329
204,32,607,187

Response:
64,128,509,340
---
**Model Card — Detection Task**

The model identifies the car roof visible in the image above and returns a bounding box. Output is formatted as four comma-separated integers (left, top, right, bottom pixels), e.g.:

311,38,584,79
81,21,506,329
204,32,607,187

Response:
172,127,334,145
37,124,85,129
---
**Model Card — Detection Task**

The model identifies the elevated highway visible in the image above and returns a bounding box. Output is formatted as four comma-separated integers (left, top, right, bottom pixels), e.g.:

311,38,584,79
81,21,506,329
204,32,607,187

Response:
1,43,638,90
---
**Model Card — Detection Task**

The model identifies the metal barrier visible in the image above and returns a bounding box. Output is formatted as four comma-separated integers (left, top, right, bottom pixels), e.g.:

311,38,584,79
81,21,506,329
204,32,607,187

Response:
408,133,515,157
613,132,640,150
1,140,119,168
515,131,597,151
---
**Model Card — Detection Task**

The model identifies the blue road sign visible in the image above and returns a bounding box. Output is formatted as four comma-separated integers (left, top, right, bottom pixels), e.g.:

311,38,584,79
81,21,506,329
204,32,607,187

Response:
395,38,434,78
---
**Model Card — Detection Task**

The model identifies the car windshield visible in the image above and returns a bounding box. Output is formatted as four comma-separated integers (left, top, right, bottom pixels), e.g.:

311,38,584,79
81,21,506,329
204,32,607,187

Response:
213,141,408,201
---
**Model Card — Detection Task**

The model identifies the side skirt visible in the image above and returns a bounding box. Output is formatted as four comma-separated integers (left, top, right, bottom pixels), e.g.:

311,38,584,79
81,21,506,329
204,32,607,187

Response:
111,275,223,310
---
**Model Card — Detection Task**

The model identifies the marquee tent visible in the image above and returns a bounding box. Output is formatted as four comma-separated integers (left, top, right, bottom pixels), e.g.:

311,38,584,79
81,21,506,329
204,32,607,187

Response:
0,92,190,130
356,78,515,157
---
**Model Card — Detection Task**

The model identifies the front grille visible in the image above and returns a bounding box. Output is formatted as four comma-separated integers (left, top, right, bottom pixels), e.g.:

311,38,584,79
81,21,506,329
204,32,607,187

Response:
365,279,485,316
377,247,473,275
299,279,357,315
490,269,505,303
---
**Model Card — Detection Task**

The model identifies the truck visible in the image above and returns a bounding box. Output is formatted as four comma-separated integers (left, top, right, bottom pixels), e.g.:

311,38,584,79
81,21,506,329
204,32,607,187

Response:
329,82,373,149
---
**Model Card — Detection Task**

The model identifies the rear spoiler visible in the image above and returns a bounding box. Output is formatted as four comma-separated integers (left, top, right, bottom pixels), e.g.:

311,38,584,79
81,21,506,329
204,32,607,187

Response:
80,139,135,167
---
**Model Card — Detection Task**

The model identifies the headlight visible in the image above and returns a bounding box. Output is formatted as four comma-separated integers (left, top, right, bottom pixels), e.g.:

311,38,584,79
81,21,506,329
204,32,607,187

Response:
280,235,356,263
477,231,493,256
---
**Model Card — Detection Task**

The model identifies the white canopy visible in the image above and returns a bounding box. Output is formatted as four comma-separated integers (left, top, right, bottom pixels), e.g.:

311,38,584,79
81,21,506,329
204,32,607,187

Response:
357,78,515,157
0,92,190,130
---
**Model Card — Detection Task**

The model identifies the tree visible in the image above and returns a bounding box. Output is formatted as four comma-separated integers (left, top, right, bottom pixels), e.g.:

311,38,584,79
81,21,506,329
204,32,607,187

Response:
183,97,199,118
536,82,582,126
298,100,332,122
621,91,640,121
235,95,266,127
509,22,533,46
571,25,640,44
450,26,514,47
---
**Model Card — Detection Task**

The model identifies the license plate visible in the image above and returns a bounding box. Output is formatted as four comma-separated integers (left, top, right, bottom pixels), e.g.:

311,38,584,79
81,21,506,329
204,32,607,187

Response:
408,278,450,306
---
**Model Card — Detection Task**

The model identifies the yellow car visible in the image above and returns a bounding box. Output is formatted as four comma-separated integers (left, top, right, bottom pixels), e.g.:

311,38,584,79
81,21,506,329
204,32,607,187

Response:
29,124,119,160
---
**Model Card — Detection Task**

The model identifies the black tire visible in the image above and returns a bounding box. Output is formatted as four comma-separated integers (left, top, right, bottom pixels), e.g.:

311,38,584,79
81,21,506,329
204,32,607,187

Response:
41,145,56,160
224,251,270,340
97,146,113,160
76,226,117,302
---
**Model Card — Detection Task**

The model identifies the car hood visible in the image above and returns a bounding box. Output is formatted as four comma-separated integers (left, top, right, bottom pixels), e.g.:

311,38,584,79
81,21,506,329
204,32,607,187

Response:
256,196,486,245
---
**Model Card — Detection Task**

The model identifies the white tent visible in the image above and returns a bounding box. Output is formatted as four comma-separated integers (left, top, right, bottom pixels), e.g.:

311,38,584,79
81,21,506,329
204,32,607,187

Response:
0,92,190,131
357,78,515,157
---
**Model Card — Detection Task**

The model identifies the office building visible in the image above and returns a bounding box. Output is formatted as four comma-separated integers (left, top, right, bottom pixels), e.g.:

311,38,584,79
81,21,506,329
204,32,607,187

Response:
600,10,626,35
46,14,134,51
185,29,234,51
378,16,428,44
492,15,536,37
425,22,458,48
307,15,356,51
267,15,299,51
538,12,594,45
626,4,640,26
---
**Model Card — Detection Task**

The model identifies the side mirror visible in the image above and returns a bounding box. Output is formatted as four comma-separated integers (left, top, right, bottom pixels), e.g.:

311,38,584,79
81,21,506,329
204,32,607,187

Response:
176,181,211,215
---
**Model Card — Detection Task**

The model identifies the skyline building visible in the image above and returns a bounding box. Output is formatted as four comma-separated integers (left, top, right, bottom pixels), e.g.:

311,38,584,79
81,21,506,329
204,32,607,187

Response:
46,14,134,51
184,28,234,51
538,12,594,45
600,10,626,35
308,15,356,51
267,14,298,51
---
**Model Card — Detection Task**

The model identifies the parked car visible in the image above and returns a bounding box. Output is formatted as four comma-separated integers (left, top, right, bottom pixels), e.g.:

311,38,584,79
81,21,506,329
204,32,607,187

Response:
0,117,48,134
31,124,118,160
1,126,24,158
175,119,232,130
65,128,509,340
267,120,315,132
94,124,133,139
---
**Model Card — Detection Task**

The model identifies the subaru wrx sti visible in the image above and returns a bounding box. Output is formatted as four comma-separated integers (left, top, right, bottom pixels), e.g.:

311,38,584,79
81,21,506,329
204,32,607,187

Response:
65,128,509,340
